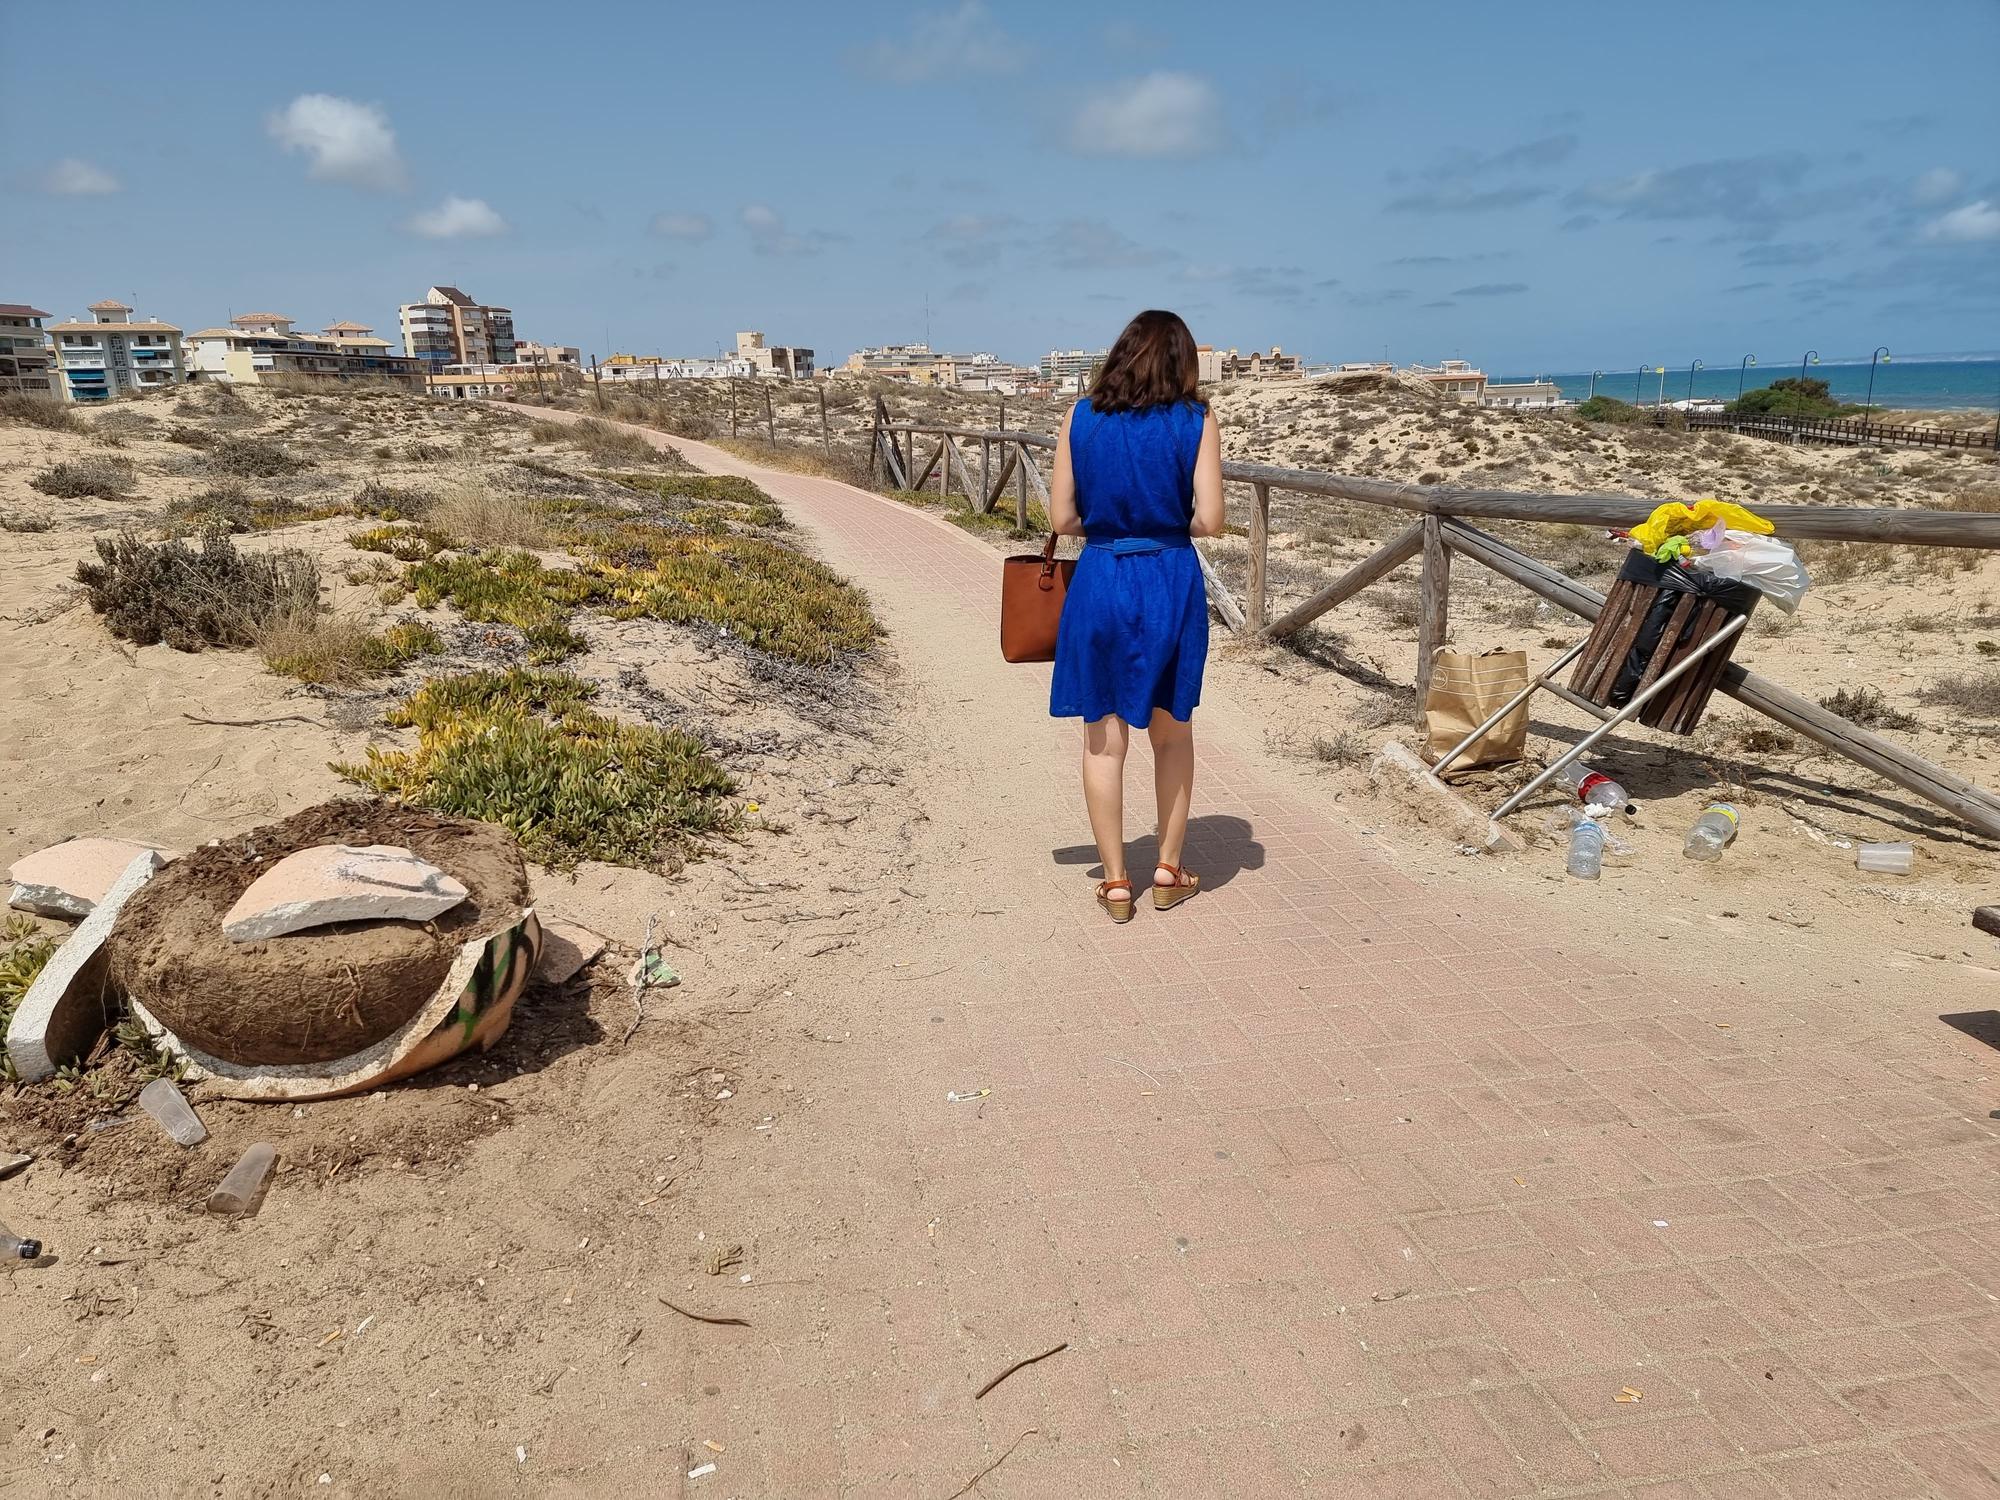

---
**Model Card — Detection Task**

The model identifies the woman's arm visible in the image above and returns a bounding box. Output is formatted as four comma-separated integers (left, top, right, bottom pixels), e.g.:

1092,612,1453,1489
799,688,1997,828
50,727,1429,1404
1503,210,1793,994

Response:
1189,410,1224,539
1050,403,1084,536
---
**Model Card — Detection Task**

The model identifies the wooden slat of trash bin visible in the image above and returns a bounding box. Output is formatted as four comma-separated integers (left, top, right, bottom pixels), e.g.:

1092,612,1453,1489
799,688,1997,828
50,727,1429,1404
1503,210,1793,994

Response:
1568,577,1754,735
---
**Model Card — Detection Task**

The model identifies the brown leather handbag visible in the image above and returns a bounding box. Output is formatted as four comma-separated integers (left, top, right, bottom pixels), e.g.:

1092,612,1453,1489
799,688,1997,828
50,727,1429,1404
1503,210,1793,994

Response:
1000,533,1075,663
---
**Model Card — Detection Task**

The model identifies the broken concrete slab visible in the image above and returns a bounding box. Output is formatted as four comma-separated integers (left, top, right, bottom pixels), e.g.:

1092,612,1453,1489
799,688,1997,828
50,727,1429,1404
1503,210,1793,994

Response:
533,918,607,986
222,844,469,942
10,837,177,919
5,849,168,1083
1371,740,1522,854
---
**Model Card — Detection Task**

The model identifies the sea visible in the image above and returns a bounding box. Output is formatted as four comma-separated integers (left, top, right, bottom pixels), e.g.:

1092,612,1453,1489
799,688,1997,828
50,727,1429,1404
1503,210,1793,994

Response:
1495,355,2000,413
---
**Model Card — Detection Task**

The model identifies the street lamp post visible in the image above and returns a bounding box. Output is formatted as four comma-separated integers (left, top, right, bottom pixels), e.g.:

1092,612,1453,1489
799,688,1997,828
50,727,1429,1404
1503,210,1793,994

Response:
1588,369,1604,399
1794,350,1819,419
1737,354,1757,404
1634,366,1646,403
1687,359,1705,403
1864,346,1891,415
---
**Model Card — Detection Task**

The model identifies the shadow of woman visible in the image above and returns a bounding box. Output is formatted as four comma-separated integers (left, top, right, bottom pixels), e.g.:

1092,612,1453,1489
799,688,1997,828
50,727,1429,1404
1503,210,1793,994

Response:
1051,812,1264,892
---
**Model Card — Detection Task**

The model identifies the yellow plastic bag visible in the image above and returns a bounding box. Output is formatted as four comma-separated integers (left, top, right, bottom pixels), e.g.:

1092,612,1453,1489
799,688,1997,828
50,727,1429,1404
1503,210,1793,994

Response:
1628,498,1772,557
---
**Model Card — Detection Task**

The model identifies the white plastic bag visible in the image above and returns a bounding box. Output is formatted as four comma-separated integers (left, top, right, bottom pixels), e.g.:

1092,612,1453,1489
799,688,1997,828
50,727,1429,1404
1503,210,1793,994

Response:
1696,528,1809,613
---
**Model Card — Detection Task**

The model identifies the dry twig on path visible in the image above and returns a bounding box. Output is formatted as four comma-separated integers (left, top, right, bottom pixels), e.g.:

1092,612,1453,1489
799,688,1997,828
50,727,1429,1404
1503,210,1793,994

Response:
182,712,326,728
942,1428,1040,1499
657,1297,750,1328
974,1343,1068,1400
623,911,658,1045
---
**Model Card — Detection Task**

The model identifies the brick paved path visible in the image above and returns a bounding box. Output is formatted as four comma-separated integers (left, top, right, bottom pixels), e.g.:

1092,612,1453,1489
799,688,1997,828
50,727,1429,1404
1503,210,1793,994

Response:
543,412,2000,1498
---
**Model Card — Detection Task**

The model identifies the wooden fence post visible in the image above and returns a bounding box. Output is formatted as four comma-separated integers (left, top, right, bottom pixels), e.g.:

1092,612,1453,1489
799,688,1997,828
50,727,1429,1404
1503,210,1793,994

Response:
980,439,991,515
729,382,738,438
1248,482,1271,629
1414,513,1451,726
1016,446,1029,530
818,386,830,454
763,383,775,443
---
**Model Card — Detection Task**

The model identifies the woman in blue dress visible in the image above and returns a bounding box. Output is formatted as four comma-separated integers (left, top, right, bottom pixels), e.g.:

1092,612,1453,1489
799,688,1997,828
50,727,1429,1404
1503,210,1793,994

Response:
1049,310,1225,923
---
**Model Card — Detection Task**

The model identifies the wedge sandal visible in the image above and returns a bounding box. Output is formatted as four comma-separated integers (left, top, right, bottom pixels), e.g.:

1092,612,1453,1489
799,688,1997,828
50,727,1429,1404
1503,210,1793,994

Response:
1152,862,1201,911
1096,877,1136,924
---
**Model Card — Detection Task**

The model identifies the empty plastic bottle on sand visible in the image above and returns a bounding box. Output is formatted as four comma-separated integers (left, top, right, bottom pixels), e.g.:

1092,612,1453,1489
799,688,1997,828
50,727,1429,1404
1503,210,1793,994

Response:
1556,760,1633,814
2,1223,42,1262
1683,804,1739,861
207,1143,277,1216
1566,818,1606,879
138,1078,208,1147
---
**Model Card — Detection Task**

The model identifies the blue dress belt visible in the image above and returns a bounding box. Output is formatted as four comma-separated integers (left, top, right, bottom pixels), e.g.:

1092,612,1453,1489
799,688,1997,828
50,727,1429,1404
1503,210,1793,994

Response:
1089,536,1193,556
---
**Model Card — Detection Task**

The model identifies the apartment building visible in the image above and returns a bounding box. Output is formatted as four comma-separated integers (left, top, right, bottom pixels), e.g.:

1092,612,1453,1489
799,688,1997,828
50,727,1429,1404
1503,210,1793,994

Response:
1481,378,1562,410
515,339,580,369
1197,345,1305,383
1409,359,1488,404
603,354,755,381
47,300,186,402
185,312,422,386
735,331,813,380
1038,348,1107,392
0,304,57,400
845,342,942,382
399,285,515,370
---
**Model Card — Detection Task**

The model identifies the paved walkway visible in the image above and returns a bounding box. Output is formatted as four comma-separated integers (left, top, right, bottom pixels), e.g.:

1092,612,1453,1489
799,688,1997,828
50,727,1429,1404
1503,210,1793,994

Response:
537,412,2000,1498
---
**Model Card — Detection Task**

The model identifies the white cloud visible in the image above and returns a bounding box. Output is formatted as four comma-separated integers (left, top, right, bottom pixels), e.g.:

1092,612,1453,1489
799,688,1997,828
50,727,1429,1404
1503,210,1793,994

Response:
37,157,120,195
1923,199,2000,244
1912,166,1962,205
407,195,507,239
650,211,713,241
847,1,1027,81
740,203,819,257
266,94,407,191
1067,72,1227,159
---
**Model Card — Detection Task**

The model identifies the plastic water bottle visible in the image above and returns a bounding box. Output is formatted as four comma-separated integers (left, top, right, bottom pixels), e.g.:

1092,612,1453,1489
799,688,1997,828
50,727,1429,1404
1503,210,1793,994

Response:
2,1224,42,1262
1556,760,1632,814
1566,818,1606,879
1684,804,1739,861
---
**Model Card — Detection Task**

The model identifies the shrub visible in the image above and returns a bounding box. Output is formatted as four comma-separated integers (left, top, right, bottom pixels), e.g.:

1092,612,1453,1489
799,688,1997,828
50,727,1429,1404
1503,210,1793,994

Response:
31,455,135,499
164,422,217,448
1917,670,2000,718
1574,395,1648,425
410,550,592,662
205,435,310,477
1312,730,1370,767
0,392,86,434
260,611,443,685
334,668,738,867
1819,685,1919,731
351,478,433,520
1733,378,1843,419
571,418,661,465
1,510,54,533
404,440,454,462
74,525,321,650
163,481,348,534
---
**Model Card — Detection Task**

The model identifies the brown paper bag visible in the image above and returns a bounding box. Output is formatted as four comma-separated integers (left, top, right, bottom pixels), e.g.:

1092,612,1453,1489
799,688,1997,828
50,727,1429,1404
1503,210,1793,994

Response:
1423,647,1529,771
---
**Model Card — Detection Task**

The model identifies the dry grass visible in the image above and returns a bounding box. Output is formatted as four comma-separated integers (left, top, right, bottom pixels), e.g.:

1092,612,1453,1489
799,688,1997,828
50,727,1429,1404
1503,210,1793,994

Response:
426,480,556,550
1819,685,1920,731
1917,670,2000,718
2,509,54,533
30,455,135,499
257,608,442,685
0,393,87,433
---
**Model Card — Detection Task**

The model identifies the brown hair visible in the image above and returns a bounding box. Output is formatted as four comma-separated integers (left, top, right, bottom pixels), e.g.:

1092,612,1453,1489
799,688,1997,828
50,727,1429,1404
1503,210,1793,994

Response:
1088,309,1200,413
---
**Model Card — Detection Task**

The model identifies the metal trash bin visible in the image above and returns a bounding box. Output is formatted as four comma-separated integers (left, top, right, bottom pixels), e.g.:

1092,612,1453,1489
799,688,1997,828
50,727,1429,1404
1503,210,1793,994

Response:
1570,552,1760,735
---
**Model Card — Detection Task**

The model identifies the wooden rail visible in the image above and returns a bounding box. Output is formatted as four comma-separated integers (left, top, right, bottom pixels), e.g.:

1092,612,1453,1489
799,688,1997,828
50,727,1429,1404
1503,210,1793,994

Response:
872,402,2000,841
1683,411,1995,451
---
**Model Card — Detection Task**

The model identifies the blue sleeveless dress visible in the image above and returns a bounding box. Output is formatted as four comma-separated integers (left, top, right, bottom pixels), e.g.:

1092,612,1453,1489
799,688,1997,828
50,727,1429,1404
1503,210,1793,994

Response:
1049,399,1209,726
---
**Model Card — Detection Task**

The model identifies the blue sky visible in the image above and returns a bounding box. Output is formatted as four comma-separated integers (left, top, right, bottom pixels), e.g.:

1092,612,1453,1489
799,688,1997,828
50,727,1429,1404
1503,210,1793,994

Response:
4,1,1996,371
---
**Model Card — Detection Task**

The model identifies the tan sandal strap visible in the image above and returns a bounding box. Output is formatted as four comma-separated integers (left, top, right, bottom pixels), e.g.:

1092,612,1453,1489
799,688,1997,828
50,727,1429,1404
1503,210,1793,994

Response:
1098,878,1133,897
1153,863,1196,886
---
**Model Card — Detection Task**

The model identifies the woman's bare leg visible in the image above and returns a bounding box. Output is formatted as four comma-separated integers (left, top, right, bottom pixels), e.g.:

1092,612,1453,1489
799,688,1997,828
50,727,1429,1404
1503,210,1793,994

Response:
1082,716,1131,887
1149,710,1195,886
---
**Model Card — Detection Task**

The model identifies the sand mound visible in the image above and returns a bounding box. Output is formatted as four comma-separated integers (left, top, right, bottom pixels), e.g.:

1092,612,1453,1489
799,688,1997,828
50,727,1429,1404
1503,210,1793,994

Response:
111,798,529,1066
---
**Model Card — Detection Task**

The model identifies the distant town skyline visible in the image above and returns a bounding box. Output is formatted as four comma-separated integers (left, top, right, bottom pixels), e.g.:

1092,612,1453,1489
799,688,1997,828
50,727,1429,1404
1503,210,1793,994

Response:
4,2,1996,372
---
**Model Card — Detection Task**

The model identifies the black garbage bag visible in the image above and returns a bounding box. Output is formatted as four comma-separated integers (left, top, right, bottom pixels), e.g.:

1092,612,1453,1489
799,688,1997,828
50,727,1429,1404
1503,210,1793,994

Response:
1607,550,1760,707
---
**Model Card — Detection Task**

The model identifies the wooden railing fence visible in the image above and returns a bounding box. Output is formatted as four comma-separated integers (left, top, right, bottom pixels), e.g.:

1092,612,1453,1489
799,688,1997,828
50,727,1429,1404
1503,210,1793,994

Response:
1680,411,1995,451
869,397,2000,839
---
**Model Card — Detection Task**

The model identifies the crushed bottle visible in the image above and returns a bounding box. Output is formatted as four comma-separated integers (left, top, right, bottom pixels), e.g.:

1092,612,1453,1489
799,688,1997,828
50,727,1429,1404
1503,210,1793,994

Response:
1566,818,1606,879
1683,804,1739,861
138,1078,208,1147
207,1143,277,1216
1556,760,1634,815
2,1224,42,1262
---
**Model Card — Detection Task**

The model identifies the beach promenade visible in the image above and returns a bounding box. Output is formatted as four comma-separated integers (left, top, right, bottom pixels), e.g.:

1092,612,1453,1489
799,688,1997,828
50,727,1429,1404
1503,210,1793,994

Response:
517,407,2000,1497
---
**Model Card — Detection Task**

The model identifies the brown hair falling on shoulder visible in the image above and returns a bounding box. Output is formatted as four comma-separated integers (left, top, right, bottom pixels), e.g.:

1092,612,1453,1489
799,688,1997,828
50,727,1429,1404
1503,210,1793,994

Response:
1089,309,1200,413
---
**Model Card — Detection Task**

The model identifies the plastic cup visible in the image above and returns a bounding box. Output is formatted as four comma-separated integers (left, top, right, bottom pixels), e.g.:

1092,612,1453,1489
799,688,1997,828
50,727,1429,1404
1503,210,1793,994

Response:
1856,842,1913,875
207,1143,277,1216
137,1079,208,1147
